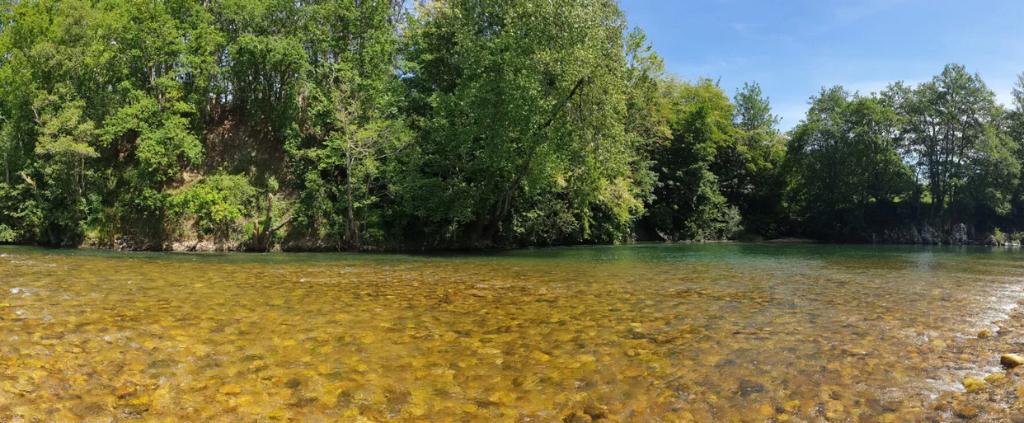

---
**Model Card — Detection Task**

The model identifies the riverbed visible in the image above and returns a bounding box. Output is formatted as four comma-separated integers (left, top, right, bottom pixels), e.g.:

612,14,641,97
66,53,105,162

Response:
1,244,1022,421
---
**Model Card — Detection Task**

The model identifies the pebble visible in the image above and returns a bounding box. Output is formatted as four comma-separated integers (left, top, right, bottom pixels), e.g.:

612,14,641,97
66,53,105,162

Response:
984,373,1006,384
963,377,987,393
1001,354,1024,368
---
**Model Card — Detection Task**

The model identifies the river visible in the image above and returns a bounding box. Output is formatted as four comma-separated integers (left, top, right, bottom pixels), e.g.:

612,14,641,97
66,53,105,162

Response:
1,244,1023,421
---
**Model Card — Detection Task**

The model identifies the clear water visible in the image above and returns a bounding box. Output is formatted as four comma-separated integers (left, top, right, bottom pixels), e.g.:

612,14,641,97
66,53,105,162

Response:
1,244,1022,421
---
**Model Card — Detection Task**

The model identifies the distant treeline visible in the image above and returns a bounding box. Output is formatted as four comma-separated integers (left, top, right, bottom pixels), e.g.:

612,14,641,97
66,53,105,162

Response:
1,0,1022,251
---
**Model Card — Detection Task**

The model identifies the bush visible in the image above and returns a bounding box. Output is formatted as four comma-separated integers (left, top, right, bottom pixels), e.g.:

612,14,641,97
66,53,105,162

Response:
994,228,1006,244
0,224,15,243
170,174,257,245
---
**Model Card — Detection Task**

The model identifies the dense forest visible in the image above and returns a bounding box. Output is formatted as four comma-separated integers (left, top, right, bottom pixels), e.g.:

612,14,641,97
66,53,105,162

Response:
1,0,1023,251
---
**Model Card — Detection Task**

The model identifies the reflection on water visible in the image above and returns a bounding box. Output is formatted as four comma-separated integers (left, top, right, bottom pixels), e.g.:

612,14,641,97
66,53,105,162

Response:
1,244,1023,421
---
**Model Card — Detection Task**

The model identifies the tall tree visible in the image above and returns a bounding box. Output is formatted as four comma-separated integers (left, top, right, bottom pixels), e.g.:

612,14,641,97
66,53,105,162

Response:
1003,73,1024,228
287,0,408,250
644,79,740,241
889,64,1007,222
399,0,644,247
721,82,787,236
785,87,915,240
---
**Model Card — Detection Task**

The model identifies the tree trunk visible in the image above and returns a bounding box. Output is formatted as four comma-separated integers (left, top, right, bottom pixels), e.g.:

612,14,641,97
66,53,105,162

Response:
344,147,360,251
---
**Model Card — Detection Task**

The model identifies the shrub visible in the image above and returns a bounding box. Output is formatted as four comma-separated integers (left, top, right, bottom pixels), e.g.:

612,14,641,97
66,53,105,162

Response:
170,174,257,245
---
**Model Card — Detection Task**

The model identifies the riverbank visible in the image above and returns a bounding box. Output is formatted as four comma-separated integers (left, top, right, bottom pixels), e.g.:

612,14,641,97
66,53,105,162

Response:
53,220,1024,253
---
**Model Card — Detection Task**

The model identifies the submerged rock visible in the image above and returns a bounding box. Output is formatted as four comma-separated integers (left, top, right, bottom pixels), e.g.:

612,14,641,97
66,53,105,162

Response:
1000,354,1024,368
983,372,1006,384
953,400,980,419
738,379,766,397
962,377,986,393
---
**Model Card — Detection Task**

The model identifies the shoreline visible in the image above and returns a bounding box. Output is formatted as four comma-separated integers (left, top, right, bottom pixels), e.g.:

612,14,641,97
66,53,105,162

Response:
6,237,1024,255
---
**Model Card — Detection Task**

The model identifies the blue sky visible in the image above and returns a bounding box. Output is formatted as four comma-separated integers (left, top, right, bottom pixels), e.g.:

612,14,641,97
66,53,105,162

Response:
619,0,1024,130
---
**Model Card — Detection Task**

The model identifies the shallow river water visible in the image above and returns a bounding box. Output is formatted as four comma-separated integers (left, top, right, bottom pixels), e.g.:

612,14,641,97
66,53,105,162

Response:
2,244,1024,421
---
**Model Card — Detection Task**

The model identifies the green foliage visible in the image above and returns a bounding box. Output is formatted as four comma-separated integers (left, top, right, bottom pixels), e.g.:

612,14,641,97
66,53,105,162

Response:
398,0,644,247
785,87,915,240
0,182,43,243
1,0,1023,249
956,132,1020,232
0,224,14,243
283,0,407,250
734,82,779,132
30,89,100,246
887,64,1007,219
722,82,787,236
171,174,257,244
643,79,741,241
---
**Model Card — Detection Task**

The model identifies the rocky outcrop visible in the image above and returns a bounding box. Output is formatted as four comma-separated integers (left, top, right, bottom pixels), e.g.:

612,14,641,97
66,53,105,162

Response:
870,222,1008,246
949,223,969,245
877,224,925,244
920,224,941,245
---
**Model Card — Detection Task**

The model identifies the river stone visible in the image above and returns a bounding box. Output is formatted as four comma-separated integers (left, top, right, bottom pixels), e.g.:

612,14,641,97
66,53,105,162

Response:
1000,354,1024,368
962,376,986,393
738,379,766,397
953,400,980,419
984,372,1006,384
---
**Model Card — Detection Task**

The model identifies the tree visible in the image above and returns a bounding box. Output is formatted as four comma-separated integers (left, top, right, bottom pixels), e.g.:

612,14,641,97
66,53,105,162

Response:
644,79,740,241
784,87,915,240
31,90,100,246
722,82,787,236
622,28,671,215
286,0,408,251
734,82,779,132
398,0,644,247
1003,73,1024,228
889,64,1006,222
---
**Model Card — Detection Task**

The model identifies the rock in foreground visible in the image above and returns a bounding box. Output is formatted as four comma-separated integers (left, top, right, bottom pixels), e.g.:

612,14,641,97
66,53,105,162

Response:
1000,353,1024,368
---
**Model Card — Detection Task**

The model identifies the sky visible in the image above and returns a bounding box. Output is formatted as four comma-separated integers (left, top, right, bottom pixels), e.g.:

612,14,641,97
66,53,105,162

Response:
618,0,1024,130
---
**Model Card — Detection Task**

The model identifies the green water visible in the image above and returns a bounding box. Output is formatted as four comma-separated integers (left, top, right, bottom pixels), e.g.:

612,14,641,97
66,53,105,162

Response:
1,244,1023,421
